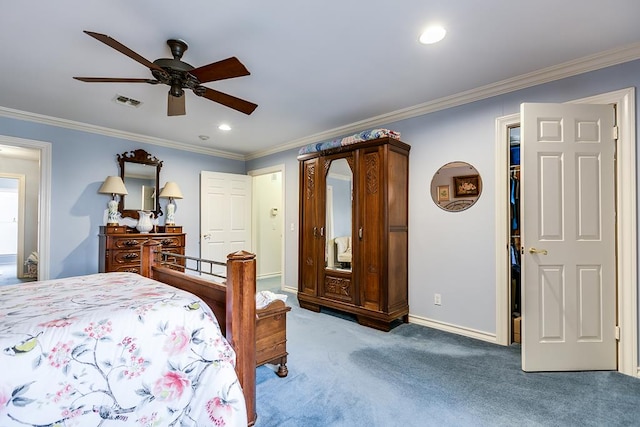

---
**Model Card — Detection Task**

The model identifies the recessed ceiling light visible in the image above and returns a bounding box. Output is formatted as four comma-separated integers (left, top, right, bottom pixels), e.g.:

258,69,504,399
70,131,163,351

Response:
198,135,210,141
419,25,446,44
218,124,231,131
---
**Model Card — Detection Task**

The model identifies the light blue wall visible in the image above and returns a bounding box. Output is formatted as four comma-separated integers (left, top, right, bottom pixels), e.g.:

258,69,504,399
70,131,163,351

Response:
248,59,640,343
0,117,244,278
2,58,639,356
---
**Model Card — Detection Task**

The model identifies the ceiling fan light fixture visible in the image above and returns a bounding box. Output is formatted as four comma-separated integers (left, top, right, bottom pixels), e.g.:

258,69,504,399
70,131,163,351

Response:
170,83,184,98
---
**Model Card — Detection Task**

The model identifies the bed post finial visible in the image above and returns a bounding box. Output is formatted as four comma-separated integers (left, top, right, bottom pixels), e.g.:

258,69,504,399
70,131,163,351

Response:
226,250,257,425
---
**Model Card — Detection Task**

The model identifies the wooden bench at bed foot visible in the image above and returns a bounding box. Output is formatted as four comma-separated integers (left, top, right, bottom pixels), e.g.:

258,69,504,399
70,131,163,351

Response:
256,299,291,377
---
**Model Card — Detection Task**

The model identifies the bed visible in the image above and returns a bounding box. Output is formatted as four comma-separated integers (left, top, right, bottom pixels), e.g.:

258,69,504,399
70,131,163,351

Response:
0,240,256,426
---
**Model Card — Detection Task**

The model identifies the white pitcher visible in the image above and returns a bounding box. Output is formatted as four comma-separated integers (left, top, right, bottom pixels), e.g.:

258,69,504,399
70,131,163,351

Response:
136,210,154,233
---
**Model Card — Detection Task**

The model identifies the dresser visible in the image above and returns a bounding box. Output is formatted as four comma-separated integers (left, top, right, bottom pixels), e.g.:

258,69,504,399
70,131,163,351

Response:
98,225,186,273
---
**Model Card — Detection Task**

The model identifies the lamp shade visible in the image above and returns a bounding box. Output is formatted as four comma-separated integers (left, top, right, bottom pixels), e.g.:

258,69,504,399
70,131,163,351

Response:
159,182,183,199
98,176,128,195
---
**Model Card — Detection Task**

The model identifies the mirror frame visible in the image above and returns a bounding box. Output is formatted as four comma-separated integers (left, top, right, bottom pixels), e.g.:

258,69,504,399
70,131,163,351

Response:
430,161,482,212
117,149,163,220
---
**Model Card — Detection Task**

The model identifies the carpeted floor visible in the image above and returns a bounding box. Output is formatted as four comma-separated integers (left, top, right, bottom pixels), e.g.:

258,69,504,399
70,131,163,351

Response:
257,275,283,293
0,263,36,286
254,292,640,427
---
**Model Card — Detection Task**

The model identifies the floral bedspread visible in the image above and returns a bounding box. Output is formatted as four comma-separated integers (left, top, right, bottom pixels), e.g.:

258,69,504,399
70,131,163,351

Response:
0,272,247,426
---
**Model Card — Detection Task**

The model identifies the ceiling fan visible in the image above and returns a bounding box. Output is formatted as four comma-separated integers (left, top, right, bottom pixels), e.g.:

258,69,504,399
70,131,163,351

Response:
73,31,257,116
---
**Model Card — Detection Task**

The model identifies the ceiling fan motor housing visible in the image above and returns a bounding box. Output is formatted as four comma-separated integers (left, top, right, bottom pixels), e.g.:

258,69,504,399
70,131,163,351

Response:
152,39,201,96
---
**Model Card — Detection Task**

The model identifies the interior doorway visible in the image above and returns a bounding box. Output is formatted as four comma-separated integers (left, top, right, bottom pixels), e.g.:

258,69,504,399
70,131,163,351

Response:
249,165,285,291
0,138,47,284
494,87,637,376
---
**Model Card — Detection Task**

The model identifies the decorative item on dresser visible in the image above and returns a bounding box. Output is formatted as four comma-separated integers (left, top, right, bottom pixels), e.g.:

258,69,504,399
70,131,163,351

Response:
98,225,185,273
97,175,128,225
159,181,184,225
297,132,410,331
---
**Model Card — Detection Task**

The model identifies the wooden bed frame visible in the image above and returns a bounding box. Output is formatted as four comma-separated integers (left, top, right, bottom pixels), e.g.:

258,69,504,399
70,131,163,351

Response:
140,240,257,426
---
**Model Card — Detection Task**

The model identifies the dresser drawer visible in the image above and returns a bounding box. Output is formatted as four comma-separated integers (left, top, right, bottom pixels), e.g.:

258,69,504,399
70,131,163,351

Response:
108,264,141,274
99,229,186,274
109,249,141,267
150,235,185,248
256,300,290,367
110,236,145,250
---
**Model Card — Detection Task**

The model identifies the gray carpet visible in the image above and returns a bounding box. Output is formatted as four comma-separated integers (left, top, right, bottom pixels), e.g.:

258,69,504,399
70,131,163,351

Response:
255,293,640,427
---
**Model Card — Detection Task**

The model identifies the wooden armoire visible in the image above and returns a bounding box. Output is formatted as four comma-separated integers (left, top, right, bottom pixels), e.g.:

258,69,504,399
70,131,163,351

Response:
297,136,410,331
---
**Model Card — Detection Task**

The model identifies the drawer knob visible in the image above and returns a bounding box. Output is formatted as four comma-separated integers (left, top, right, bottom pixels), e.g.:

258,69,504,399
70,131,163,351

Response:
124,240,140,246
161,239,173,245
123,253,139,260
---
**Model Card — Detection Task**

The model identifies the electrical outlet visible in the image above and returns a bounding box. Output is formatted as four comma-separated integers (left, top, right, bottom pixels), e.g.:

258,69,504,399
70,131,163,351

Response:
434,293,442,305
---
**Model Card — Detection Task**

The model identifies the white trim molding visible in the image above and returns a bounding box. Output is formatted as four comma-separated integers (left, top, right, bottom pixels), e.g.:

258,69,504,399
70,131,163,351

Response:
494,113,520,347
0,107,245,161
409,314,498,345
0,135,52,281
1,43,639,162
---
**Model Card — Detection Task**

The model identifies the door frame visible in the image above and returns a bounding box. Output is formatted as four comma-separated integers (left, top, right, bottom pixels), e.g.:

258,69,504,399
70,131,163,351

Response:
494,87,637,376
248,164,285,288
0,135,51,281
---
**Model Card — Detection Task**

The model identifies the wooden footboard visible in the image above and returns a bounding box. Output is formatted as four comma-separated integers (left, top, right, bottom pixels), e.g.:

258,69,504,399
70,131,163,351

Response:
141,240,257,426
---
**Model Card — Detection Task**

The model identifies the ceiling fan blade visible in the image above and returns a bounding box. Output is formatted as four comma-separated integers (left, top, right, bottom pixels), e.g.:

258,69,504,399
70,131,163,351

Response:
189,57,250,83
197,87,257,115
73,77,156,83
168,93,186,116
84,31,166,74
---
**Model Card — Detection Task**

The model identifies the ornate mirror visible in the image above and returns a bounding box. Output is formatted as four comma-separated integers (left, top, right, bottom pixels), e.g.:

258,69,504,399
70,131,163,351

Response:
118,149,163,219
430,161,482,212
325,158,353,271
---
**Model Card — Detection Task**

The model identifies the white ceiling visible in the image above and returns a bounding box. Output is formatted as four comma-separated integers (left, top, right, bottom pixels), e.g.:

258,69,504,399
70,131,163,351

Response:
2,1,640,159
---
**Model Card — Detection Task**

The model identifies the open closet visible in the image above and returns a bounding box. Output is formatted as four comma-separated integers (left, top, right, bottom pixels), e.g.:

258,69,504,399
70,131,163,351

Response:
509,126,521,343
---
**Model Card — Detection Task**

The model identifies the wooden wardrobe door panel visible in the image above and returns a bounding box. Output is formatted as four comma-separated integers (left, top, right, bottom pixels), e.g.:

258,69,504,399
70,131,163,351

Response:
299,158,321,296
387,148,409,312
360,149,382,311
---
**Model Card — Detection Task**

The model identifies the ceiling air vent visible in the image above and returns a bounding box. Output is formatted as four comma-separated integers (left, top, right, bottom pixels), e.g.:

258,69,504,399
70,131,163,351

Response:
113,94,142,108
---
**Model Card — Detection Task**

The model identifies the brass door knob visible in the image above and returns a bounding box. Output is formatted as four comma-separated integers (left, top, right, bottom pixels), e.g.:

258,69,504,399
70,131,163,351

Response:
528,247,548,255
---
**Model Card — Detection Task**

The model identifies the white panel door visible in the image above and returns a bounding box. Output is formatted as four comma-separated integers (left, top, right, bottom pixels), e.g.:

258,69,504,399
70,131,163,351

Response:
521,103,616,371
200,171,252,276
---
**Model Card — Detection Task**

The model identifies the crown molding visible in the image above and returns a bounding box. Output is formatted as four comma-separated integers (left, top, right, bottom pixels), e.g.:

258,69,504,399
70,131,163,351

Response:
2,42,639,163
0,107,245,161
246,41,640,160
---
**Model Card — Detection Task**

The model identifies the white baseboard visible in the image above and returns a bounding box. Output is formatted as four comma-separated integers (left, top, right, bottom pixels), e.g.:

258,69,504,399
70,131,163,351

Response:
257,273,281,280
408,314,498,345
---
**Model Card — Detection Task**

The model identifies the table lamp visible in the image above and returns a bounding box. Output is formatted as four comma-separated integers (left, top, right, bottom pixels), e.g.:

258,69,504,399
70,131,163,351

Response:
98,176,128,225
159,181,183,225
